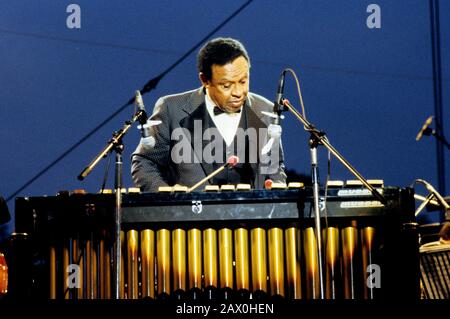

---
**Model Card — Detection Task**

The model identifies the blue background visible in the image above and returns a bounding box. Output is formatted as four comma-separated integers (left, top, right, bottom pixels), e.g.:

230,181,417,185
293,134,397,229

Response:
1,0,449,238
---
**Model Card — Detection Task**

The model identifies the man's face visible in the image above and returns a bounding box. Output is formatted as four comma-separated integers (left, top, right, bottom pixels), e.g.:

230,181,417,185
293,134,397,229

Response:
200,56,250,113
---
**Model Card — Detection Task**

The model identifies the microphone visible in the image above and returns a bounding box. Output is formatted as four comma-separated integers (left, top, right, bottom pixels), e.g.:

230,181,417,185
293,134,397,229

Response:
261,70,286,155
273,70,287,125
187,156,239,192
135,90,148,131
135,90,161,149
416,116,433,141
415,179,450,211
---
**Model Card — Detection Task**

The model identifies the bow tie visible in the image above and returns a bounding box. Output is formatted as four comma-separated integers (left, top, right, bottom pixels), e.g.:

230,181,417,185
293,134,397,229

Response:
213,106,242,116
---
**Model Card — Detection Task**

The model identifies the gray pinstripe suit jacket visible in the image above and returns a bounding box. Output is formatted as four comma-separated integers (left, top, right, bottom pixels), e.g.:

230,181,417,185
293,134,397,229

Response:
131,87,286,192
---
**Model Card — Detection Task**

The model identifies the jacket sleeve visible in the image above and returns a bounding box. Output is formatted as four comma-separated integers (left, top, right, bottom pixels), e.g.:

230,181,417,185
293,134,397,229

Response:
131,97,172,192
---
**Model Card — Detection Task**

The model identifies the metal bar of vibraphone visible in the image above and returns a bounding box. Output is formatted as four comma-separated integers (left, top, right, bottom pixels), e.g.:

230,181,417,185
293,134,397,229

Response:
63,238,70,299
203,228,218,299
304,227,320,299
127,230,139,299
268,228,285,298
219,228,233,299
285,227,302,299
172,229,186,298
49,246,57,299
99,235,105,299
188,229,202,299
140,229,155,299
74,237,84,299
342,222,358,299
94,235,99,299
251,227,267,298
105,247,111,299
157,229,170,298
361,226,376,299
120,231,125,299
86,234,97,299
86,237,91,299
324,226,339,299
234,228,250,298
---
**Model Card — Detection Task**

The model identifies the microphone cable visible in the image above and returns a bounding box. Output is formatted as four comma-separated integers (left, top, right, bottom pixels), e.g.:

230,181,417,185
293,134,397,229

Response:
282,68,308,123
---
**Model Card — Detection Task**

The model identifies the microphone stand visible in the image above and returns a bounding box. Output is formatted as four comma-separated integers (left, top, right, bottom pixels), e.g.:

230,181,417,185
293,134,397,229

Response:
77,108,146,299
279,99,387,299
309,132,325,299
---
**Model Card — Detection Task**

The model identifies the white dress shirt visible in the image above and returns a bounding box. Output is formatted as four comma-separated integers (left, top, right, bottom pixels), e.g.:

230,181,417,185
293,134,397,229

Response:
205,93,243,146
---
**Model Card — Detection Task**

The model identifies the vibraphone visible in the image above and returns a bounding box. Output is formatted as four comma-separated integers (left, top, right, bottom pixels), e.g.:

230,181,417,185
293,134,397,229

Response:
12,185,420,300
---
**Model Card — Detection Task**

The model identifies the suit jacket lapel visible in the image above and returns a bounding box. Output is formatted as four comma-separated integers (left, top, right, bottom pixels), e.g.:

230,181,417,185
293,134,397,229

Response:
244,98,269,188
179,88,216,178
245,99,267,163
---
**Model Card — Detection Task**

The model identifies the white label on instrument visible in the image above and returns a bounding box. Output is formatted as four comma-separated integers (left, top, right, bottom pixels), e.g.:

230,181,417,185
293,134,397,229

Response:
340,201,384,208
367,264,381,289
191,200,203,214
67,264,81,289
337,188,383,197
